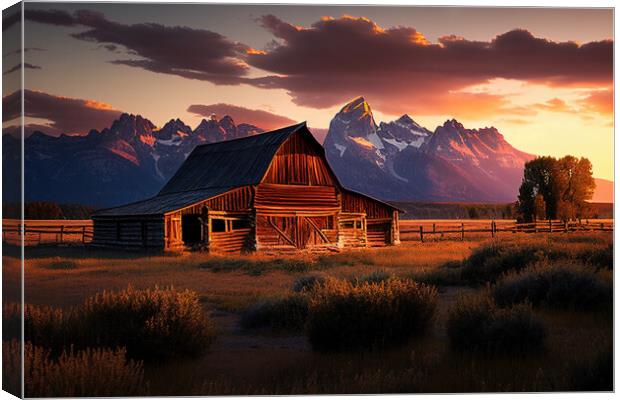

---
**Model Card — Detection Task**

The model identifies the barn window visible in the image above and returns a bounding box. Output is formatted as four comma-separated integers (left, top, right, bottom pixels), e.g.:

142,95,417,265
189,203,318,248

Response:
232,219,250,230
356,220,363,229
342,221,355,229
211,218,226,232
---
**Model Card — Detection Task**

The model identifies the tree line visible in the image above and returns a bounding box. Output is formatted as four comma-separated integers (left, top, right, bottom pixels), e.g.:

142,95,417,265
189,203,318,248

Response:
516,155,596,223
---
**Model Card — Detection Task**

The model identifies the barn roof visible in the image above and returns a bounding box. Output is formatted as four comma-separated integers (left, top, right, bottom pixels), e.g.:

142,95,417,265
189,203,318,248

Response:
92,187,232,217
92,121,400,217
158,122,307,195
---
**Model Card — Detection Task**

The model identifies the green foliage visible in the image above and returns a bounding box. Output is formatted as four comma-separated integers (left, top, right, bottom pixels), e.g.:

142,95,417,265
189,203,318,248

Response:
306,278,437,351
240,295,309,332
20,341,146,397
492,263,612,311
447,294,546,354
517,155,595,222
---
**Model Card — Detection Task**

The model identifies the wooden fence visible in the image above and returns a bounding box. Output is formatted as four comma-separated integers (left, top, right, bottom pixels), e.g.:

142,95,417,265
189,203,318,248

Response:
1,218,614,247
2,219,93,246
400,219,614,242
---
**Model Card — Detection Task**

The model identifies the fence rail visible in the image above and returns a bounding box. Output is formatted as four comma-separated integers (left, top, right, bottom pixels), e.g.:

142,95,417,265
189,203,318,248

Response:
1,218,614,247
399,219,613,242
2,219,93,246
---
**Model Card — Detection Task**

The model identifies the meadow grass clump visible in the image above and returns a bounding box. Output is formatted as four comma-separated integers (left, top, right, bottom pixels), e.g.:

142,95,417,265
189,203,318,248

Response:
240,295,309,332
492,263,612,311
350,270,392,285
198,257,312,275
23,342,146,397
461,242,547,284
3,340,21,397
3,302,21,341
292,274,326,292
76,286,215,360
447,293,546,354
306,278,437,352
575,243,613,270
24,303,70,354
44,260,79,270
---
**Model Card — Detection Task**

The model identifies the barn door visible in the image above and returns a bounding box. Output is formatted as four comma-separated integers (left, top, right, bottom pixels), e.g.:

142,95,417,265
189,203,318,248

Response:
264,216,330,249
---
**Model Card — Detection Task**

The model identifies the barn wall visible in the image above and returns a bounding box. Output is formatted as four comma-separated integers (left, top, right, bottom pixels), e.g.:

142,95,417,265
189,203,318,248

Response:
176,186,253,215
262,133,337,186
92,216,165,250
341,191,393,219
255,184,339,215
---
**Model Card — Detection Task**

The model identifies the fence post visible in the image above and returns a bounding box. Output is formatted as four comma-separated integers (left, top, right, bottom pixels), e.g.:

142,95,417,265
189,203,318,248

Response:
419,226,424,243
600,222,604,231
461,223,465,241
564,221,568,233
549,219,552,233
491,221,495,237
432,223,436,234
82,225,86,244
59,225,64,244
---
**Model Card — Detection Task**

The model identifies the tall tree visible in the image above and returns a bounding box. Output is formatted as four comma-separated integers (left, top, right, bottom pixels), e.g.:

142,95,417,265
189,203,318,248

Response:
516,155,596,222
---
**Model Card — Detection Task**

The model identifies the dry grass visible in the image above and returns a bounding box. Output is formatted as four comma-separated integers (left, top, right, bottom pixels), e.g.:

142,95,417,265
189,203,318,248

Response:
2,231,612,394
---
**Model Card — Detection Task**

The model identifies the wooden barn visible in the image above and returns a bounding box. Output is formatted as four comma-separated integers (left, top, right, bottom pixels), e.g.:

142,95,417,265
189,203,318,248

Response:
92,122,400,252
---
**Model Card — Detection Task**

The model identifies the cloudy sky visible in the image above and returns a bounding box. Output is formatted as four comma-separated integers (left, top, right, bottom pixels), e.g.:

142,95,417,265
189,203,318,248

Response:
2,3,613,180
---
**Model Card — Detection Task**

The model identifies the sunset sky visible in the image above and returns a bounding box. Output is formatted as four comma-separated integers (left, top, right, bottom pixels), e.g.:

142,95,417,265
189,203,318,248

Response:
2,4,614,180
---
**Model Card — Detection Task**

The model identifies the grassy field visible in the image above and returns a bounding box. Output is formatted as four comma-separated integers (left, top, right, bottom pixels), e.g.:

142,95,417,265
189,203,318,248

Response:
2,230,613,395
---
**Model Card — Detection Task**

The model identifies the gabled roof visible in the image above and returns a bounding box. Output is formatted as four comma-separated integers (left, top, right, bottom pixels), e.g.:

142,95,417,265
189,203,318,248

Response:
93,187,232,217
92,121,400,217
93,122,308,217
158,122,307,195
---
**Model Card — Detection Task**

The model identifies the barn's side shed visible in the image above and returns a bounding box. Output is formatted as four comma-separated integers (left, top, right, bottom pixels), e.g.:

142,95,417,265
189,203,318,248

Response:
92,122,400,252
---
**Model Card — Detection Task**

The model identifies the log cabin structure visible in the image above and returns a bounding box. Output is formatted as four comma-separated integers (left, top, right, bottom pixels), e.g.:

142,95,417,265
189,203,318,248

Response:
92,122,400,252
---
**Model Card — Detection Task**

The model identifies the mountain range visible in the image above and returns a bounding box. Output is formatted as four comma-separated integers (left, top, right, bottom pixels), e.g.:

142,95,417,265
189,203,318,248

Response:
2,97,613,207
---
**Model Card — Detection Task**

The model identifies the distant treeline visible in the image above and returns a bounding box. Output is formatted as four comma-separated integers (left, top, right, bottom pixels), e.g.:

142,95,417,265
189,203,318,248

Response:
2,200,612,221
392,201,613,220
3,202,97,220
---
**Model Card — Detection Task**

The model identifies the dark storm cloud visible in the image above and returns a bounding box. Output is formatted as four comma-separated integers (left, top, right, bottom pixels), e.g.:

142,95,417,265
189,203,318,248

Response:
187,103,296,130
3,63,42,75
24,9,251,84
3,89,123,136
245,15,613,114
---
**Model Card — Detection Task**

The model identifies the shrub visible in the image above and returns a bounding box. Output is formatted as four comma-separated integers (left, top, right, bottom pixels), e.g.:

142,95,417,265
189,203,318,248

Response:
293,274,326,293
240,295,308,332
24,303,70,355
306,278,437,351
198,257,313,275
3,302,21,341
351,270,392,285
575,243,613,270
461,243,547,284
447,293,546,354
22,342,146,397
76,286,216,360
3,340,21,397
44,260,79,270
492,263,612,311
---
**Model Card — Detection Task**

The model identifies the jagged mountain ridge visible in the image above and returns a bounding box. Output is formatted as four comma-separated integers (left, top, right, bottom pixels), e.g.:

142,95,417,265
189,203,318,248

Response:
323,97,535,202
4,114,263,206
5,97,597,207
